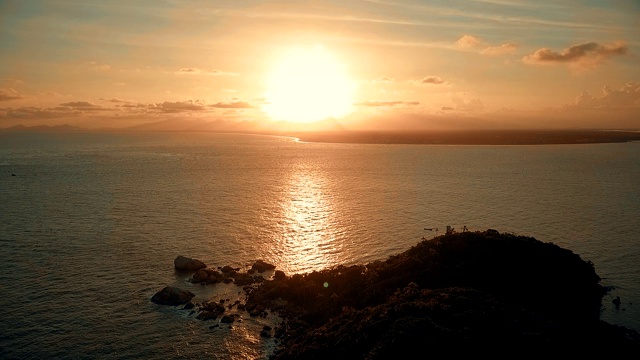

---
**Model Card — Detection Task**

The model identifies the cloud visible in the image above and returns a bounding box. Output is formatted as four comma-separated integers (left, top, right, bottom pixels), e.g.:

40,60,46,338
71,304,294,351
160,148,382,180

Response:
152,100,208,113
176,67,202,74
523,41,628,68
373,76,394,83
480,42,519,55
354,101,420,106
455,35,519,57
1,106,74,120
86,61,111,71
175,68,239,76
419,76,446,85
99,97,133,104
455,35,482,49
571,82,640,109
451,96,485,112
0,101,110,120
0,97,263,128
0,88,24,101
208,70,239,76
59,101,109,111
3,79,24,86
210,101,253,108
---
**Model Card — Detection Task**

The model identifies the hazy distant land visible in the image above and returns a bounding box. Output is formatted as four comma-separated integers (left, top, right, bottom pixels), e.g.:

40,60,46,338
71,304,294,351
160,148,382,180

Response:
3,124,640,145
289,129,640,145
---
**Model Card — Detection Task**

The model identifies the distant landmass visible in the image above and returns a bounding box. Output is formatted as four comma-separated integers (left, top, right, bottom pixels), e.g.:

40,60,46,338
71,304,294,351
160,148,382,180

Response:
287,129,640,145
1,124,86,132
3,124,640,145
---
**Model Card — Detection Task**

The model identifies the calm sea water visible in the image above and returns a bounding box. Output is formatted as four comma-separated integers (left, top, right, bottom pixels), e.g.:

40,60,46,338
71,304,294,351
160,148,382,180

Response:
1,131,639,359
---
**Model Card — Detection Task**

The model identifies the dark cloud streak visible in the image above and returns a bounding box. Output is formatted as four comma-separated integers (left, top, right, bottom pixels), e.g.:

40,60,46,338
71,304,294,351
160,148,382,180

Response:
523,41,628,65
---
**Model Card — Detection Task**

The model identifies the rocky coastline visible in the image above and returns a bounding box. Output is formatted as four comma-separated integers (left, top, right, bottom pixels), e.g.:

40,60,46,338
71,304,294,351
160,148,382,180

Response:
151,230,640,357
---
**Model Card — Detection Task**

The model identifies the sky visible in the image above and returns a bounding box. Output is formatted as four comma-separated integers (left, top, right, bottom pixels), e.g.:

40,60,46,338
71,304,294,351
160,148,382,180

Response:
0,0,639,132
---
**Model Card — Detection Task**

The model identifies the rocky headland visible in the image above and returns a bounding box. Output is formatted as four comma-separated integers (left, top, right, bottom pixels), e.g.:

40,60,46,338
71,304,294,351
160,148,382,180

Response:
151,230,640,357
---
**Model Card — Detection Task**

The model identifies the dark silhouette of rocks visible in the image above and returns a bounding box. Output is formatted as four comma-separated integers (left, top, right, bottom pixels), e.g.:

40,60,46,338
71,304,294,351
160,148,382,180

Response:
613,296,622,309
191,268,224,284
152,231,640,356
150,286,195,306
242,230,640,357
290,129,640,145
174,255,206,272
252,259,277,272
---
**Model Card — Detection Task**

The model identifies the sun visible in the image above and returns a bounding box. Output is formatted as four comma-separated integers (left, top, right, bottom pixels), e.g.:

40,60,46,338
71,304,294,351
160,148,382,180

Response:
262,45,355,123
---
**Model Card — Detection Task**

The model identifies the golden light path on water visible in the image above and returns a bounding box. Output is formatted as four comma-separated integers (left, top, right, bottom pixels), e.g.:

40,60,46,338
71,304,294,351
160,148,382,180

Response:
273,164,340,274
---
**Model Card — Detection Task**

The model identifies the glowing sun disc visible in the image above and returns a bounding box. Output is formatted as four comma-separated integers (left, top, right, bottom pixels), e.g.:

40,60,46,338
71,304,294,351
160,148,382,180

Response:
263,46,355,123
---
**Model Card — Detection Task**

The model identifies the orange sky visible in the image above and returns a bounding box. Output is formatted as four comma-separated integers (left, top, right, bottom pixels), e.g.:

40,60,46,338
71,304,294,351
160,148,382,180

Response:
0,0,639,131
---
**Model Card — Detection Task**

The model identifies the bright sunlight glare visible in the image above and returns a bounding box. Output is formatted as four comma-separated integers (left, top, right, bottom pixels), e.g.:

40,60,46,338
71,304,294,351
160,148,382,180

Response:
262,45,355,123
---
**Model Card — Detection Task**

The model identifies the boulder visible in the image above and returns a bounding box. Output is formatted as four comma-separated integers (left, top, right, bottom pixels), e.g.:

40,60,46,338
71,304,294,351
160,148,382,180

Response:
274,270,287,281
192,269,210,283
251,260,276,272
233,273,256,286
220,265,237,275
174,255,206,271
196,311,219,320
151,286,195,306
201,301,226,313
220,315,235,324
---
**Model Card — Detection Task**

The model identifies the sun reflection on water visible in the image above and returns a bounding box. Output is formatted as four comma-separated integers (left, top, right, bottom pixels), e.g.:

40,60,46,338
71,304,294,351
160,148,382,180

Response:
275,167,339,274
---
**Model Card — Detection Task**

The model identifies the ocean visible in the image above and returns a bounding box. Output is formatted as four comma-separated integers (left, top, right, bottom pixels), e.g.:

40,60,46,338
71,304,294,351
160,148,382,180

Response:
1,131,638,359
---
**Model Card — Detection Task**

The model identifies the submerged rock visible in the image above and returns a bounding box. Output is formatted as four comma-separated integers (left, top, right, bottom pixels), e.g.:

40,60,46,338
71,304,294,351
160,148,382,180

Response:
151,286,195,306
174,255,207,272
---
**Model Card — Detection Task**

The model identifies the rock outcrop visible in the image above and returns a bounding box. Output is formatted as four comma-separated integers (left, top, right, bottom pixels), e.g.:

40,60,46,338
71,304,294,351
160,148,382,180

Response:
151,286,195,306
251,260,276,272
152,231,640,356
174,255,207,272
244,230,640,357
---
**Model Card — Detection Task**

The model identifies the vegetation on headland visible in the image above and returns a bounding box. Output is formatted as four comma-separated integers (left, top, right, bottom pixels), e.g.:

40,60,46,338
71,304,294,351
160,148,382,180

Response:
242,230,640,357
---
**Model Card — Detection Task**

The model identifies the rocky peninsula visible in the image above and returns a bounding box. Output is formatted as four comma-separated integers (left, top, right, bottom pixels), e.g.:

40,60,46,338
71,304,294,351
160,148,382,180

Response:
152,230,640,357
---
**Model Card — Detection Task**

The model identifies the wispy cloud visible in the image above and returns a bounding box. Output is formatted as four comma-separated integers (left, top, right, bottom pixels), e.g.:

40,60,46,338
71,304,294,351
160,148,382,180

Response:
362,0,611,30
372,76,394,83
523,41,628,69
455,35,482,49
210,101,253,108
480,42,519,55
571,82,640,109
354,100,419,107
59,101,111,112
418,76,447,85
152,100,208,113
454,35,519,56
451,94,485,112
238,10,429,26
175,68,238,76
85,61,111,71
0,88,24,101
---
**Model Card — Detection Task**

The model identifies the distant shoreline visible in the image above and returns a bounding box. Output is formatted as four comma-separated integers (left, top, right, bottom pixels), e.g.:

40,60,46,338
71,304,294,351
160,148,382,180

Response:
287,129,640,145
3,125,640,145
